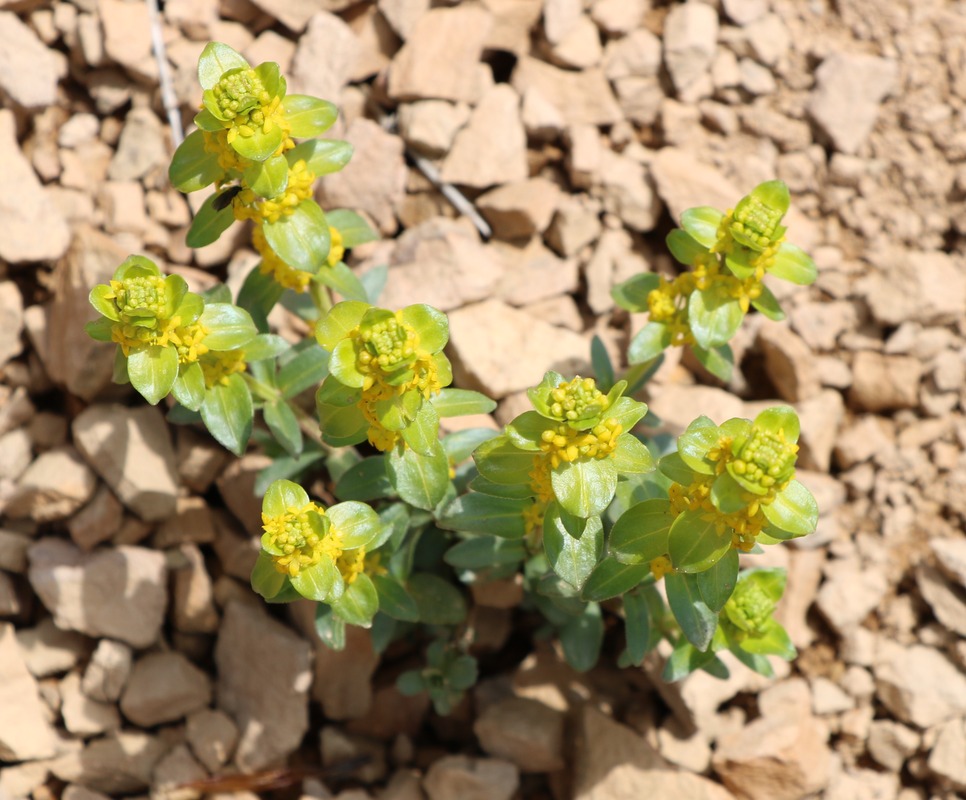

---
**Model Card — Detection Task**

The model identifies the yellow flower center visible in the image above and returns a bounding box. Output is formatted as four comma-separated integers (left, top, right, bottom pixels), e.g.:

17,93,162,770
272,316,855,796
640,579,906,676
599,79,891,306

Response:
538,418,622,470
200,349,247,388
262,502,343,578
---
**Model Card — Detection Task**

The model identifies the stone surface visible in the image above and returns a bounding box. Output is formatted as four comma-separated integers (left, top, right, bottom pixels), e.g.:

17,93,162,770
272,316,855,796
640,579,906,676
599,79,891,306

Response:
15,617,89,678
932,538,966,587
441,84,528,189
423,755,519,800
512,57,622,127
448,299,590,400
849,352,922,412
477,178,561,240
397,99,470,156
858,250,966,327
107,108,167,182
808,54,898,154
867,720,920,772
917,565,966,637
81,639,133,703
120,651,211,726
215,601,313,771
312,622,378,720
874,642,966,728
186,708,239,772
0,110,71,263
98,0,155,79
0,282,24,371
599,150,661,233
61,670,121,736
0,11,67,108
927,717,966,789
289,11,361,103
816,559,888,635
72,404,179,522
28,538,167,648
493,237,579,306
663,2,719,95
5,447,97,522
49,731,167,794
0,622,62,761
473,696,565,772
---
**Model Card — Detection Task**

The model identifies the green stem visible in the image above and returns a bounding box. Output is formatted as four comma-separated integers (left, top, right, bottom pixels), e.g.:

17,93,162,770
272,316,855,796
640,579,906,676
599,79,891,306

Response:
310,280,333,317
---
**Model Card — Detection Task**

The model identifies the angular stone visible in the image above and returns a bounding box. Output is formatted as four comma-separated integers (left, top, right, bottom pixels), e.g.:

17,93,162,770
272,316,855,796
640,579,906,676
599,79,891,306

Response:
448,299,590,400
757,323,822,403
927,717,966,789
5,447,97,522
397,99,470,156
0,622,62,761
215,602,313,771
68,485,123,551
549,14,602,69
15,617,89,678
663,2,718,95
512,57,622,127
546,194,602,257
50,731,167,795
0,11,67,108
477,178,561,240
151,743,207,798
172,543,219,634
82,639,133,703
0,110,70,264
424,755,519,800
849,351,922,412
858,250,966,327
378,0,430,40
649,385,745,433
313,624,378,720
0,282,24,370
289,11,361,103
186,708,238,772
0,428,30,485
592,0,647,34
107,108,167,182
492,237,579,306
867,720,919,771
874,642,966,728
599,149,660,233
120,651,211,727
932,538,966,587
916,566,966,637
61,671,121,737
98,0,155,80
388,5,491,103
808,54,897,154
474,696,564,772
72,404,179,522
317,118,406,235
816,559,888,635
480,0,542,54
28,538,167,648
441,84,527,189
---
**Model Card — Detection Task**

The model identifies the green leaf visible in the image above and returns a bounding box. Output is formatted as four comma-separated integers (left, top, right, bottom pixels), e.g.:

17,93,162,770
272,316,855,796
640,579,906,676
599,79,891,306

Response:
333,573,379,627
610,434,655,475
291,557,343,603
262,478,309,517
559,603,604,672
113,254,160,281
315,604,346,650
231,124,284,162
770,243,817,285
262,200,331,274
387,441,450,511
282,94,339,137
237,267,285,329
198,42,250,90
590,335,615,391
168,129,223,193
243,154,289,199
762,480,818,537
754,404,800,442
400,304,449,353
739,619,796,659
327,501,385,549
432,388,497,417
662,638,720,682
200,303,258,350
371,574,419,622
200,372,253,456
668,509,732,573
442,427,499,465
250,551,287,600
544,507,603,590
582,558,649,602
315,300,369,351
628,322,671,364
407,573,466,625
690,343,733,382
244,333,290,361
438,493,529,540
264,399,302,457
677,416,719,474
611,272,660,313
278,343,330,398
317,262,368,302
666,229,708,266
327,208,379,248
334,456,392,501
658,451,696,485
127,345,178,405
665,572,717,651
680,206,724,248
192,108,223,132
444,536,526,571
696,548,738,612
710,472,748,514
688,284,744,350
287,139,354,176
609,498,674,565
85,317,114,341
171,362,206,411
750,283,785,321
623,591,653,665
551,458,618,518
400,399,440,457
186,192,235,248
473,436,534,487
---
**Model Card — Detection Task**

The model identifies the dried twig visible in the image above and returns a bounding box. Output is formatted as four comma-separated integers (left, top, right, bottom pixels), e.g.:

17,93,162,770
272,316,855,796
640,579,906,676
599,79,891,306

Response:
146,0,185,150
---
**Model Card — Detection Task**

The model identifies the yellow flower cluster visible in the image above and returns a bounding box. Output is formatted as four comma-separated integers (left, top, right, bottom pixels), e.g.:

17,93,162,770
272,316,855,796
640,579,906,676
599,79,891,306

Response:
211,69,289,149
262,501,343,578
538,418,622,470
171,322,210,364
200,348,247,388
202,129,250,175
111,316,181,357
359,351,443,452
548,377,609,422
711,210,783,282
234,160,315,225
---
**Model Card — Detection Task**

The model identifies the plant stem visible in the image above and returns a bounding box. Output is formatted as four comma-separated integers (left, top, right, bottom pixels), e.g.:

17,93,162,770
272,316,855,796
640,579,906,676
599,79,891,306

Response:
310,280,333,317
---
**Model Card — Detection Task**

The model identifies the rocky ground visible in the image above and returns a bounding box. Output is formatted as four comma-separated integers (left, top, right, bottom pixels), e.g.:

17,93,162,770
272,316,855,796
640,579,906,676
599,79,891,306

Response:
1,0,966,798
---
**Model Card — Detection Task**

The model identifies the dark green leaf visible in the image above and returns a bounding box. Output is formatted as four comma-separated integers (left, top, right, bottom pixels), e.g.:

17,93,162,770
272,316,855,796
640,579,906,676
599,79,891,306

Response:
334,456,392,501
668,509,732,573
263,399,302,457
690,343,733,382
278,343,330,398
544,507,603,590
438,493,529,539
551,457,618,518
609,498,674,565
315,604,346,650
317,261,368,302
407,573,466,625
371,574,419,622
582,558,649,601
171,362,205,411
168,130,223,192
432,388,497,417
333,573,378,627
444,536,526,571
262,200,331,273
186,192,235,248
387,440,450,511
696,548,738,612
665,572,717,651
200,372,253,455
622,591,653,665
611,272,660,313
628,322,671,364
559,603,604,672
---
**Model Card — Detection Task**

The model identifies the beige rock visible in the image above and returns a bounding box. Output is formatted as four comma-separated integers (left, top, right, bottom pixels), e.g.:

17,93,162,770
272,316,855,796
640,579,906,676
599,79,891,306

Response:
566,124,601,189
313,623,378,720
656,719,712,773
543,0,580,43
68,485,123,551
1,761,58,800
739,58,776,95
591,0,647,34
649,385,746,433
932,538,966,587
810,677,853,715
721,0,768,25
512,57,622,127
808,54,897,154
107,108,167,182
575,706,735,800
874,642,966,728
177,428,231,493
378,0,430,40
154,496,216,548
849,351,922,412
50,730,167,794
151,743,207,798
15,617,89,678
0,427,30,482
756,322,821,403
549,14,602,69
245,0,333,33
72,404,179,522
388,5,491,103
289,11,361,103
663,2,718,95
0,528,30,574
424,755,519,800
0,110,70,263
816,558,887,635
81,639,133,703
0,572,21,617
604,28,662,83
186,708,239,772
713,714,830,800
480,0,542,54
493,237,579,306
5,447,97,522
473,696,564,772
0,622,62,761
0,11,67,108
546,194,602,257
521,85,566,139
120,651,211,726
172,543,220,634
599,149,661,233
441,84,527,189
0,282,24,370
61,671,121,736
397,99,470,156
478,178,561,240
927,717,966,789
377,219,504,311
916,566,966,637
28,538,167,648
789,301,858,352
858,250,966,327
98,0,156,80
216,454,272,537
833,414,894,469
244,29,296,74
796,390,844,472
867,720,920,771
215,601,313,771
317,118,406,235
823,768,899,800
448,299,590,400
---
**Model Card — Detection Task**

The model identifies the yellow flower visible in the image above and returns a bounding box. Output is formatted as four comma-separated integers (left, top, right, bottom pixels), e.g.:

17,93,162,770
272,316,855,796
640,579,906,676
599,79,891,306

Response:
262,501,343,578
